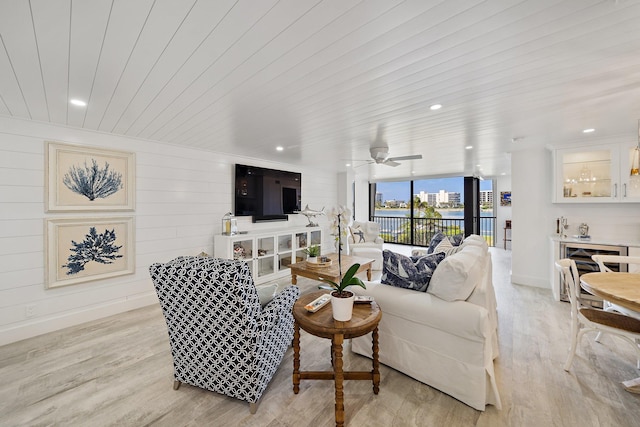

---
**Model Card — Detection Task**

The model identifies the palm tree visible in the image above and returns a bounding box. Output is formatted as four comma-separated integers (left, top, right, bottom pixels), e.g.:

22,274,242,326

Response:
402,197,443,246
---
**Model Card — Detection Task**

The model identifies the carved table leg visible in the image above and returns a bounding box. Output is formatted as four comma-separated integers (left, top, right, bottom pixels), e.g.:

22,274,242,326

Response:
291,274,298,285
333,333,345,427
293,322,300,394
372,326,380,394
366,266,372,280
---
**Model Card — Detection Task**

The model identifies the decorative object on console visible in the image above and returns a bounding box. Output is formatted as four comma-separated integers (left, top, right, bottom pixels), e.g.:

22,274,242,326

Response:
578,223,589,237
300,205,325,227
221,212,238,235
560,216,568,238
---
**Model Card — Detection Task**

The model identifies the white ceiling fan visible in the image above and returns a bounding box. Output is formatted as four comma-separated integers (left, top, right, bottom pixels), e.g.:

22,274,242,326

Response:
364,146,423,167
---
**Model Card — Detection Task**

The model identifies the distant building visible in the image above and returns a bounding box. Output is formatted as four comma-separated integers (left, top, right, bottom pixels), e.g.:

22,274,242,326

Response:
448,192,461,207
384,199,400,208
375,192,383,206
414,190,462,208
480,190,493,205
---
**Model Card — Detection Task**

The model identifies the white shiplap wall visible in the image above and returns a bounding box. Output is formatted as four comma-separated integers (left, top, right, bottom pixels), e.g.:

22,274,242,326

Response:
0,116,338,345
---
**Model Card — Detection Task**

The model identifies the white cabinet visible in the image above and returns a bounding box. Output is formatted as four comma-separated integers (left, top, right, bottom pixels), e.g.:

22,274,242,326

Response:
619,143,640,202
214,227,322,284
553,143,640,203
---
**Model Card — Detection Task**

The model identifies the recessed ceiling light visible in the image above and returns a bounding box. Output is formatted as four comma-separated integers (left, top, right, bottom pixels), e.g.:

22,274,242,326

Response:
501,172,506,176
276,146,284,151
583,128,595,133
465,145,473,150
430,104,442,110
345,163,351,167
70,99,86,107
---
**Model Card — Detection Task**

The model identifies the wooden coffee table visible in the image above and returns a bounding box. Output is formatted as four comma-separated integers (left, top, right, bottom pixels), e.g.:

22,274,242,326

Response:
292,291,382,427
289,253,374,285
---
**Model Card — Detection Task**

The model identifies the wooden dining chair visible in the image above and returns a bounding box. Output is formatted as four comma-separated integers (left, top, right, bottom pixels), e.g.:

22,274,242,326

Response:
555,259,640,371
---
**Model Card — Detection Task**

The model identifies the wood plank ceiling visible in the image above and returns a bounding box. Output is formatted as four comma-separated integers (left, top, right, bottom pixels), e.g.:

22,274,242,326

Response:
1,0,640,180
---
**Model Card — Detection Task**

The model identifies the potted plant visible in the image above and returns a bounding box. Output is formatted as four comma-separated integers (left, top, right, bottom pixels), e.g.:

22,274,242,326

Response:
319,263,366,321
304,244,321,263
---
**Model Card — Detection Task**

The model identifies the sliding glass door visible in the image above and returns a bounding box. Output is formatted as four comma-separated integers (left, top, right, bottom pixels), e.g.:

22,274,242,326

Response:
370,177,495,247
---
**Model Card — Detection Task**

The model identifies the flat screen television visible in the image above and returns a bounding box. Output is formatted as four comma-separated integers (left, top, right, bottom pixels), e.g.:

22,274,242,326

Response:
234,164,301,222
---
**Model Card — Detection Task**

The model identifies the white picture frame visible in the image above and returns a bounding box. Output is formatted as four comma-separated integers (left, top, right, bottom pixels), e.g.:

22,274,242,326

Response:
45,142,135,212
45,217,135,288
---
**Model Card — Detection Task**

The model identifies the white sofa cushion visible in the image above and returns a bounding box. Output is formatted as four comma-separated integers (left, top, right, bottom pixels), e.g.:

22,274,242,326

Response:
461,234,489,251
427,245,486,301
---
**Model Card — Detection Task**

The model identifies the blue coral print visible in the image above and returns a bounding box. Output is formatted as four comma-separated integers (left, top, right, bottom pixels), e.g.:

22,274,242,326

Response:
63,159,123,201
62,227,123,275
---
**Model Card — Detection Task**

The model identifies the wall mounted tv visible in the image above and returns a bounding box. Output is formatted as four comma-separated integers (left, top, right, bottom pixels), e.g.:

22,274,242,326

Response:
234,164,301,222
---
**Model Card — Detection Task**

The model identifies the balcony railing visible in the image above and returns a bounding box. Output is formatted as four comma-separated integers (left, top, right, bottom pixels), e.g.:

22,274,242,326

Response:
372,215,496,247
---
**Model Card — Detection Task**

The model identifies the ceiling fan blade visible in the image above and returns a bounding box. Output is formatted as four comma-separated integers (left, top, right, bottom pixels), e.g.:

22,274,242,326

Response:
384,160,401,167
386,154,423,162
354,161,374,168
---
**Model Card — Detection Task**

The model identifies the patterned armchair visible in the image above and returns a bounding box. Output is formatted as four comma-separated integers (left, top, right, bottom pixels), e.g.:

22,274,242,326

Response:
149,256,299,413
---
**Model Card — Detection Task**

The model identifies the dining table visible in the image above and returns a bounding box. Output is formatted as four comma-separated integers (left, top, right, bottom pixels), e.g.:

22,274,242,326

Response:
580,271,640,394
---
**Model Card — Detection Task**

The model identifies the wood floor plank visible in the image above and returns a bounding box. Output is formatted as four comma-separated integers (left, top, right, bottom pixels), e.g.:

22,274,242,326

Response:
1,248,639,426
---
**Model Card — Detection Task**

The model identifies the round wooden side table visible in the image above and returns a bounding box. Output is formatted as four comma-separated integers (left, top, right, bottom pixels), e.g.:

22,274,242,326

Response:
292,291,382,427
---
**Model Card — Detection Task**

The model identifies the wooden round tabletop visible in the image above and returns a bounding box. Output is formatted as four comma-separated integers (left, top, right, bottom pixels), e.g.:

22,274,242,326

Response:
580,272,640,313
293,291,381,339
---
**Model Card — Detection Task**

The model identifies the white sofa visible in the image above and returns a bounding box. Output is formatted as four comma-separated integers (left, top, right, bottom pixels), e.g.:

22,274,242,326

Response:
350,235,501,411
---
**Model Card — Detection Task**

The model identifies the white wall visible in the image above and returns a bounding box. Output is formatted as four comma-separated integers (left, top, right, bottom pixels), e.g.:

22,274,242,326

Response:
511,146,640,291
0,116,337,345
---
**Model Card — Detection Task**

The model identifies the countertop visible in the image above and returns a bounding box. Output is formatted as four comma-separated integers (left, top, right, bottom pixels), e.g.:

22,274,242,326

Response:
550,235,640,248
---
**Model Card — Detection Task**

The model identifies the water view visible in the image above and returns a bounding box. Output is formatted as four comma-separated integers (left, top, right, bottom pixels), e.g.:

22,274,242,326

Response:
372,208,496,246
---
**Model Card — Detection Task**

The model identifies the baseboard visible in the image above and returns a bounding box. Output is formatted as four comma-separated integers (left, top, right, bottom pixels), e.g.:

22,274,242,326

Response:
511,274,550,289
0,292,158,346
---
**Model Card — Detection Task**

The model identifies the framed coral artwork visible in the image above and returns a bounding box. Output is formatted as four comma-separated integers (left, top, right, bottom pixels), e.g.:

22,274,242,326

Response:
45,217,135,288
45,142,135,211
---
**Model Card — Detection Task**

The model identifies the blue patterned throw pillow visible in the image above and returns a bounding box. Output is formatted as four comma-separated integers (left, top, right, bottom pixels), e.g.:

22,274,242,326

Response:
427,232,448,254
448,233,464,246
381,250,445,292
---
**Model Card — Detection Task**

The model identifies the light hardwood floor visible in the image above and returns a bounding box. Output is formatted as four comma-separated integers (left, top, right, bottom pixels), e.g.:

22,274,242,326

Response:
1,248,639,426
